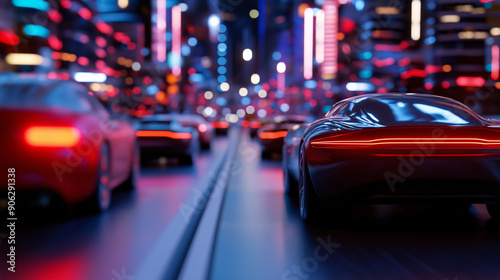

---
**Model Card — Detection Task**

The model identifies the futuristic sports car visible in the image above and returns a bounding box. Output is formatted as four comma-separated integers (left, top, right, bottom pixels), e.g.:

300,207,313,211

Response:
298,93,500,223
258,115,310,158
137,114,200,165
0,74,138,214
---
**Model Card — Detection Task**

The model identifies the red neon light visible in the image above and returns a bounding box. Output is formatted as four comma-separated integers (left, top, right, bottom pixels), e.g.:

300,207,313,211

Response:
374,44,402,52
373,57,395,68
400,69,426,79
259,131,288,140
311,138,500,149
0,30,19,46
136,130,192,140
456,76,485,87
492,45,499,80
373,153,498,157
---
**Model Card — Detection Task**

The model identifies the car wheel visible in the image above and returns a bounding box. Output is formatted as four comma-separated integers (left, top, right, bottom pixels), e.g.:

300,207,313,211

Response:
89,142,112,213
284,164,298,199
299,156,324,224
299,152,349,225
487,203,500,219
117,142,139,191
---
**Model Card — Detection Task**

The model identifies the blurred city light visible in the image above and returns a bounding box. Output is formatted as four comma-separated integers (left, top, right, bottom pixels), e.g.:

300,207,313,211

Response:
5,53,43,65
411,0,422,41
239,88,248,97
277,62,286,73
249,9,259,19
12,0,49,11
316,9,325,64
243,49,253,61
74,72,107,83
172,5,182,76
346,82,375,92
303,8,314,80
251,74,260,84
118,0,129,9
156,0,167,62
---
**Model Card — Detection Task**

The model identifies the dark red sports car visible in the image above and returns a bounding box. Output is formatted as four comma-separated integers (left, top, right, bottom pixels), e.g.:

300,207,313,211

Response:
0,74,138,214
298,93,500,223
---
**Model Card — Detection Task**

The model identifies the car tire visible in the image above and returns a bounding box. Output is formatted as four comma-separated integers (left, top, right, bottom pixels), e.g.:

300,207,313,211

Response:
487,203,500,219
117,142,139,191
284,164,299,199
88,142,112,213
299,155,325,224
299,150,349,225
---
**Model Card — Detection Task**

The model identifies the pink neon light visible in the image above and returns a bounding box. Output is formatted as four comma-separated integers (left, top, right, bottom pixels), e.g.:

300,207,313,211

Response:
322,0,338,75
316,9,325,64
172,5,182,76
492,45,499,80
456,76,485,87
156,0,166,62
304,8,314,80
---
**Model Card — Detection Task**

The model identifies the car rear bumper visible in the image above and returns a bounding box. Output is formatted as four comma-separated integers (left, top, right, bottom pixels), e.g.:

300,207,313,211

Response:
306,147,500,202
138,138,193,157
2,149,99,204
261,138,285,153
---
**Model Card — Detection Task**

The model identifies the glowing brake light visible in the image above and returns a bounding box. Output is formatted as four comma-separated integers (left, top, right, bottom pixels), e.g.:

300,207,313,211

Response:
25,127,81,147
212,122,229,129
259,131,288,140
250,122,262,129
198,123,208,133
311,137,500,149
136,130,192,140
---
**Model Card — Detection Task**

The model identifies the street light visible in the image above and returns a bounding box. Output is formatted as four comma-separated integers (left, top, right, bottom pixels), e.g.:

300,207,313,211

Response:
277,62,286,73
243,49,253,61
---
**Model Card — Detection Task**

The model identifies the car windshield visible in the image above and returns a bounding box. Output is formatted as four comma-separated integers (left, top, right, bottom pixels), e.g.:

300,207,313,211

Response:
344,96,482,126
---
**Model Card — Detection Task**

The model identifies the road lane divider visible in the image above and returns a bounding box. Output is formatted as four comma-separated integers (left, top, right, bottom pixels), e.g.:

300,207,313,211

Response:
135,127,241,280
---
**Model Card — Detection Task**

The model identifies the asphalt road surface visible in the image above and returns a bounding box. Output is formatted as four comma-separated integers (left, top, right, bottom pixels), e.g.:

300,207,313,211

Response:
3,130,500,280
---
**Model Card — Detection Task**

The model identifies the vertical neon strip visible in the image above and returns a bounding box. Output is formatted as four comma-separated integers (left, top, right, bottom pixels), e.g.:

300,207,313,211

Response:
411,0,421,41
156,0,166,62
172,5,182,76
304,8,314,80
278,73,285,94
322,0,338,76
492,45,499,80
316,9,325,64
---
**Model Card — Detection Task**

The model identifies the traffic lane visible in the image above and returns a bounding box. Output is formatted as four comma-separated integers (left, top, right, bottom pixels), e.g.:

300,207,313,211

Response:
9,136,230,280
211,137,500,280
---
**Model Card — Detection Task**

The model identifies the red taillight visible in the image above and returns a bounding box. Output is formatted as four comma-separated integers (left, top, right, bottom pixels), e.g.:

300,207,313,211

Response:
250,122,262,129
198,124,208,133
311,137,500,149
259,131,287,140
25,126,81,147
136,130,192,140
212,122,229,129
